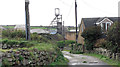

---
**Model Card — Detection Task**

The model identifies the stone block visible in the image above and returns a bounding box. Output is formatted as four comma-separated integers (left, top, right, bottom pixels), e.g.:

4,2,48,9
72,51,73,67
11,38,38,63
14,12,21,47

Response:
22,59,29,65
2,44,7,49
112,53,116,59
0,44,2,48
7,58,13,62
16,45,19,47
7,53,11,58
116,53,120,60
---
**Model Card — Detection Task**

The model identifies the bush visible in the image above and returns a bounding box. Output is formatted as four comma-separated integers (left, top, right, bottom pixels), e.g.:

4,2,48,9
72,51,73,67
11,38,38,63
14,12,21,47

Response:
49,49,69,65
81,26,102,51
19,41,29,47
6,40,19,45
106,22,120,53
95,38,107,48
2,30,63,43
57,40,75,49
57,41,65,48
2,30,26,39
25,41,36,47
2,58,11,66
2,39,8,44
1,39,37,48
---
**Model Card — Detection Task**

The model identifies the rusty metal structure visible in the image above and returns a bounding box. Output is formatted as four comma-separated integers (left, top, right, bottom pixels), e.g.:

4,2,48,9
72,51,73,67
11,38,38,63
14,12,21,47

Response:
50,8,63,35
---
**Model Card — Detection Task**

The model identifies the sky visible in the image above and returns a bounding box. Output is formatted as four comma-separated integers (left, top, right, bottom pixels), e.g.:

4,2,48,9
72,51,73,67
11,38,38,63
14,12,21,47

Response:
0,0,120,26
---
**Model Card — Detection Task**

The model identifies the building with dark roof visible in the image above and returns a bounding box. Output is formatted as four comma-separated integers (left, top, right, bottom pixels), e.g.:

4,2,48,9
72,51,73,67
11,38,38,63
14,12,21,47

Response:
78,17,120,45
65,17,120,44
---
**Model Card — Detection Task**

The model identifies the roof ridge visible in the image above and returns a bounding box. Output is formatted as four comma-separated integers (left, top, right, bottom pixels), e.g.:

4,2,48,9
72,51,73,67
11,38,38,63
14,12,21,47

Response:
82,17,120,19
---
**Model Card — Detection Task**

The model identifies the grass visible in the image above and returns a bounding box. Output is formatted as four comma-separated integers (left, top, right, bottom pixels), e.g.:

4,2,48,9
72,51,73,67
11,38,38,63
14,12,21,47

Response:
63,50,70,52
3,26,57,30
29,43,56,51
31,27,56,30
0,35,2,38
83,53,120,66
49,57,69,65
31,27,48,29
0,42,69,65
0,49,17,52
82,57,86,59
3,26,15,29
0,43,56,52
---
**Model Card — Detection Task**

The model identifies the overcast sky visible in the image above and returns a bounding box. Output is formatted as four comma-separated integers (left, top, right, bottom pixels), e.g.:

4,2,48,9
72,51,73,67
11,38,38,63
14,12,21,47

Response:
0,0,119,26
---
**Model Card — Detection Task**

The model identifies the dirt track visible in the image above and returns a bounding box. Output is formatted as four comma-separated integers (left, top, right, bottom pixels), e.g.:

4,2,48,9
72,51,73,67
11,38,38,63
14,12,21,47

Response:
62,51,112,67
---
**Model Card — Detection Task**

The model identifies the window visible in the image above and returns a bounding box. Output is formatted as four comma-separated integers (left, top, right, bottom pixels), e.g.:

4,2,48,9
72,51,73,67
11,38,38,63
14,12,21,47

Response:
107,23,111,31
102,23,106,31
101,22,111,31
81,24,83,32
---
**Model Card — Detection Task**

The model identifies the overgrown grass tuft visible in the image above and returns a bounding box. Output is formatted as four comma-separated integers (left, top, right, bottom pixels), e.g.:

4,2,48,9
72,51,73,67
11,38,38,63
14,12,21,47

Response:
29,43,56,51
49,57,69,65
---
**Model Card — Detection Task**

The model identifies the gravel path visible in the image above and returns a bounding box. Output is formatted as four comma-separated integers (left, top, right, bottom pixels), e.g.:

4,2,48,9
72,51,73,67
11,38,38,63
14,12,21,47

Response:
62,51,112,67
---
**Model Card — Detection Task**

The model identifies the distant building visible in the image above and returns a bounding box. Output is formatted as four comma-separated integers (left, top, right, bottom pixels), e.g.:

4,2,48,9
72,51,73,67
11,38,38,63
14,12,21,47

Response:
49,29,57,34
30,29,49,34
65,29,79,41
14,25,25,30
0,26,6,30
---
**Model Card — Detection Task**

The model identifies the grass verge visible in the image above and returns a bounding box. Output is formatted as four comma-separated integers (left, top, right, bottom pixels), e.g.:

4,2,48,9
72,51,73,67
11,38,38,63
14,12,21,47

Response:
49,57,69,65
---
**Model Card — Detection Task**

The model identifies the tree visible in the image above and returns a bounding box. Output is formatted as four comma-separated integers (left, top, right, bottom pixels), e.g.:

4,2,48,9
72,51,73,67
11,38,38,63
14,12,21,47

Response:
106,22,120,53
81,26,102,51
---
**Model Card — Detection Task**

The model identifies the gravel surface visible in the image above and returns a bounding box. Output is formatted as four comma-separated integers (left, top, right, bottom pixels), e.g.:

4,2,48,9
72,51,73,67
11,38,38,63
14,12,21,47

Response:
62,51,112,67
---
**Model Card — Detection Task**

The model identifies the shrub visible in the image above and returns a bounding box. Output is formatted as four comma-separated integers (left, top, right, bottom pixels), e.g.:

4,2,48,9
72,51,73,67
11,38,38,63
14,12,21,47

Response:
57,41,65,49
2,39,8,44
6,40,19,45
25,41,36,47
57,40,75,49
2,58,11,66
1,39,36,48
81,26,102,51
19,41,29,47
49,48,68,65
95,38,107,48
106,22,120,53
2,30,26,39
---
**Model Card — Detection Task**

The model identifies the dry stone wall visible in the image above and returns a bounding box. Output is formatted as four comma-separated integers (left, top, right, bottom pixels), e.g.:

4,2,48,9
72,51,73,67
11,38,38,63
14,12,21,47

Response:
94,48,120,61
2,49,57,66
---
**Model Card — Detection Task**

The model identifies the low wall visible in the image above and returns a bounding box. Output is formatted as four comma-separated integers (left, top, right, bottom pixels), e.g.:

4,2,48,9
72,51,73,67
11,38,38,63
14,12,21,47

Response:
94,48,120,61
2,49,57,66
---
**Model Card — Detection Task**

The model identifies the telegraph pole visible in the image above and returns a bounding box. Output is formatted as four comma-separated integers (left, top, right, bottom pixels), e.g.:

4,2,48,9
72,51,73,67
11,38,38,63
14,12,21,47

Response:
75,0,78,45
25,0,31,40
63,21,65,42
